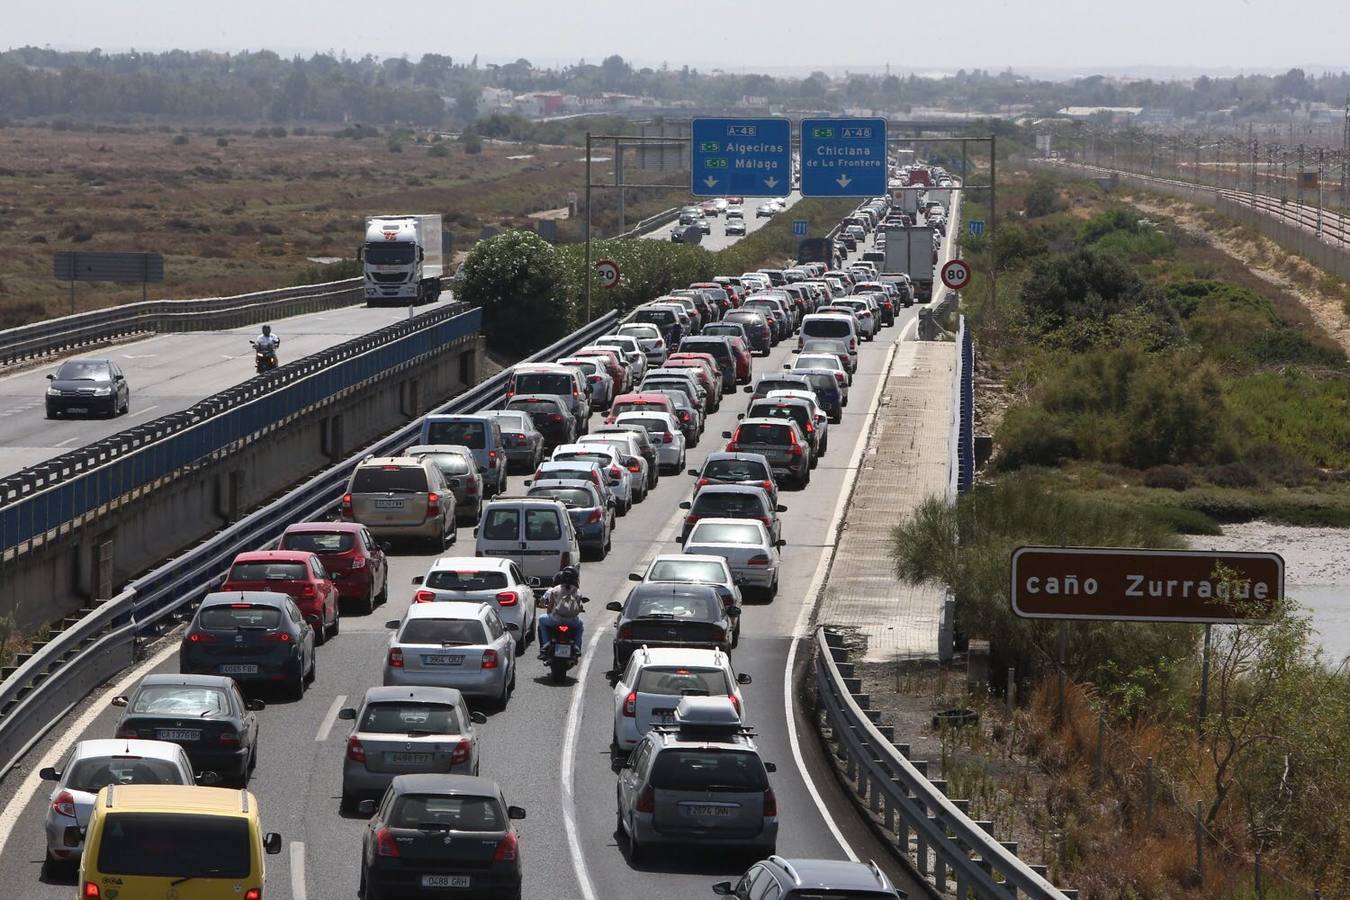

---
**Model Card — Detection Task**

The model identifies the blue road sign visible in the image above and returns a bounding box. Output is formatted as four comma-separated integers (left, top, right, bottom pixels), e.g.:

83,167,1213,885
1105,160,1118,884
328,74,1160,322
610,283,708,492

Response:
690,118,791,198
792,219,808,236
968,219,986,237
800,118,888,197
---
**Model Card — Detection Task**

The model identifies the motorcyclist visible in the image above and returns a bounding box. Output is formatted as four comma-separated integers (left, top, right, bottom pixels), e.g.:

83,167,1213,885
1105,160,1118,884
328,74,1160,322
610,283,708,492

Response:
537,565,583,657
251,325,280,371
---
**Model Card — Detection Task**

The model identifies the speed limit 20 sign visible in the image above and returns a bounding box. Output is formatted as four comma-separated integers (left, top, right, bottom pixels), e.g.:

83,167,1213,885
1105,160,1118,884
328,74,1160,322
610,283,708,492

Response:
940,258,971,290
594,259,621,289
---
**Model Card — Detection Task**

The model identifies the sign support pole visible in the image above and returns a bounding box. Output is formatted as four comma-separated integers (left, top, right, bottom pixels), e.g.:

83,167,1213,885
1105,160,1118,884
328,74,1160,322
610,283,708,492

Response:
1055,621,1068,727
70,251,77,315
584,132,593,324
989,134,997,312
1197,623,1212,734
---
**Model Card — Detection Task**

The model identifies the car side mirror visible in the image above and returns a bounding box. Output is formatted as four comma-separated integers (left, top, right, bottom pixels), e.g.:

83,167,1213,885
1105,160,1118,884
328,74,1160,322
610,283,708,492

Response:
507,805,527,820
385,619,400,629
726,606,742,617
111,696,129,707
776,505,787,513
470,711,489,724
627,573,642,582
473,527,479,537
742,385,753,393
776,539,787,548
196,771,222,786
527,576,542,588
264,832,283,855
337,707,357,720
505,622,520,632
46,373,55,380
411,575,424,585
712,881,735,896
678,501,691,510
39,766,59,781
736,413,744,420
523,480,532,487
605,601,623,613
782,364,790,369
357,800,377,816
380,542,393,552
721,431,732,439
246,699,266,711
114,373,125,381
687,469,699,476
737,673,752,685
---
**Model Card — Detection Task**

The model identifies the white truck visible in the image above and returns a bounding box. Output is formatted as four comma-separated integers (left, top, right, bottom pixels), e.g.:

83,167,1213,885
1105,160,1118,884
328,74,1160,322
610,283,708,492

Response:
360,215,444,306
891,186,922,217
882,225,936,303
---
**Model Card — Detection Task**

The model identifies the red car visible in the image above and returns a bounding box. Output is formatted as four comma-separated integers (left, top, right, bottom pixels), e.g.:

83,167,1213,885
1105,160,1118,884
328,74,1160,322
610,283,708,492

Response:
572,347,630,392
605,392,675,425
278,522,389,614
725,335,752,383
222,550,341,642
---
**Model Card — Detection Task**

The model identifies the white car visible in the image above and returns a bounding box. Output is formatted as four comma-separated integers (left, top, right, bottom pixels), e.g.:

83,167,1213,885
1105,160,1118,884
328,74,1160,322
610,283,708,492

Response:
630,553,744,644
593,335,650,382
611,647,750,750
614,411,686,475
615,323,668,366
41,739,199,867
682,518,783,600
576,433,650,503
409,556,538,653
383,601,518,707
549,443,633,515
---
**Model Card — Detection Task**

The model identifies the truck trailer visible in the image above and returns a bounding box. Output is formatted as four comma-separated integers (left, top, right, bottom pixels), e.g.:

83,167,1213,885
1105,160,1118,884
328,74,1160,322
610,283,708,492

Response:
360,214,444,306
882,225,936,303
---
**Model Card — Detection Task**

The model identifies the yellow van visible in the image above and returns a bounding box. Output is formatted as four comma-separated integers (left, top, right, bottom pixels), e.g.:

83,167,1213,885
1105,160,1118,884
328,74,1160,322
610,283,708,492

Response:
78,783,282,900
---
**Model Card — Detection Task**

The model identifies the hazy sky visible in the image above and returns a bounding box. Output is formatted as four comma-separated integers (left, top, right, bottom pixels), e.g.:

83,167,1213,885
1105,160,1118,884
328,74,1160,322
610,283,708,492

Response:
8,0,1348,75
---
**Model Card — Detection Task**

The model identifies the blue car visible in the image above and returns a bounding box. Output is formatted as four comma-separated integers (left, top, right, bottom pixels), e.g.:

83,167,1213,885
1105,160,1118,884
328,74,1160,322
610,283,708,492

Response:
526,479,614,561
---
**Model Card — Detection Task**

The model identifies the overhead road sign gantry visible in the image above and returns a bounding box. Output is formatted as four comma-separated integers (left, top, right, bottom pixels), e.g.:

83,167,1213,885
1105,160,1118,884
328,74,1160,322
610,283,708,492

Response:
800,117,887,197
690,118,791,198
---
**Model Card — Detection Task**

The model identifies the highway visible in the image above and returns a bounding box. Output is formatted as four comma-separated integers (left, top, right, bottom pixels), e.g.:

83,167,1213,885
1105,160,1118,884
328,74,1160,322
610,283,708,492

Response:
0,297,455,479
0,221,943,900
641,193,804,251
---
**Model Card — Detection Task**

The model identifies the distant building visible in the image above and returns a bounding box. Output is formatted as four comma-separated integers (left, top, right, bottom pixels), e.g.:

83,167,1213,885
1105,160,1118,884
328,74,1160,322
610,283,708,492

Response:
1058,106,1143,125
1135,108,1175,126
477,87,513,116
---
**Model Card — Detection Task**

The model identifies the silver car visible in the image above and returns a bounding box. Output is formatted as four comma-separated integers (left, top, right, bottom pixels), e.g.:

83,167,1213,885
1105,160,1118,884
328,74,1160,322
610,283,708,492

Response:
484,409,545,473
577,432,650,504
337,685,487,811
40,739,200,868
593,334,650,382
558,356,615,410
615,323,668,366
383,602,518,708
682,518,783,600
614,411,686,475
549,443,633,515
403,444,484,526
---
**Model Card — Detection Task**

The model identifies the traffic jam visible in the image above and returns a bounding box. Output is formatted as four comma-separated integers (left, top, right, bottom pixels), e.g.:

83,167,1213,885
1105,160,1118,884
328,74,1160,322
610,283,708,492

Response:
30,175,954,900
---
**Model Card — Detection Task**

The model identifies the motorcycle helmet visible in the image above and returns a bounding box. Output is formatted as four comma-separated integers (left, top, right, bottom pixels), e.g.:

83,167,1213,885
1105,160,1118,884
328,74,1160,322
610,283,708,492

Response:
262,324,272,336
553,565,580,588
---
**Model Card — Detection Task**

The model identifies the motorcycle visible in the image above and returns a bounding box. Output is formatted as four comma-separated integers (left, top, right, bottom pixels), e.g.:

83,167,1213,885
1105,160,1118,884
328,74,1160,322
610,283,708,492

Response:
541,596,590,683
250,340,279,374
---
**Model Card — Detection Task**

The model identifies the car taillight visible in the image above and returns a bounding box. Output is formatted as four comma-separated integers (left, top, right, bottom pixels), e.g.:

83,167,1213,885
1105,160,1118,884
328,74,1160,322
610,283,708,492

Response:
729,694,742,717
711,627,725,642
697,478,709,487
187,631,217,643
789,443,803,457
496,590,518,607
387,647,404,668
835,371,846,383
617,624,632,640
115,724,138,739
264,630,293,642
466,479,479,495
725,441,738,452
627,461,641,473
481,649,499,669
341,493,353,518
52,790,76,819
804,421,814,433
450,739,471,765
759,516,774,529
494,831,519,863
414,590,437,603
588,375,602,383
346,735,366,762
549,414,564,423
763,787,778,817
219,730,240,747
427,492,441,514
849,338,857,350
561,552,572,567
245,891,260,900
623,691,637,717
350,556,367,569
375,827,400,857
748,555,771,567
636,785,656,813
82,884,100,899
662,432,673,444
586,508,603,524
488,450,498,462
300,584,317,598
760,480,774,492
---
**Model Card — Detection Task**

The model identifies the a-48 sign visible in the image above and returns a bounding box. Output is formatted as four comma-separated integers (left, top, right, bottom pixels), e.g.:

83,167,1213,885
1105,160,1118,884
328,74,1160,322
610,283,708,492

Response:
1010,547,1284,624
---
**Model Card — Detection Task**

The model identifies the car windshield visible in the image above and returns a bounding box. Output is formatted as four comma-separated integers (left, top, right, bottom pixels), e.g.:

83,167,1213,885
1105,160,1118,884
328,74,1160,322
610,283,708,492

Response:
629,591,721,620
507,399,563,418
555,452,611,466
281,530,355,553
351,466,428,493
636,309,674,325
129,686,230,717
751,404,809,429
539,466,592,483
360,702,461,735
803,372,839,393
425,570,508,591
399,619,488,646
364,242,415,266
735,424,792,446
65,756,186,792
96,813,250,878
805,319,853,337
390,795,503,831
513,372,575,395
649,750,768,791
797,355,841,370
198,606,283,630
694,491,767,515
528,487,595,509
688,522,764,545
618,325,659,340
55,361,111,381
612,401,665,417
703,459,769,481
623,417,669,435
647,560,726,583
227,561,307,581
417,454,473,476
425,421,486,449
636,667,729,697
491,412,529,430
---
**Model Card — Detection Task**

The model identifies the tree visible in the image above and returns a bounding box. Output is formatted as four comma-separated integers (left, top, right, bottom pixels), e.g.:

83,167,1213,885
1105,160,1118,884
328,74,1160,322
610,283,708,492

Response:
1024,175,1064,218
1020,247,1146,328
459,231,567,354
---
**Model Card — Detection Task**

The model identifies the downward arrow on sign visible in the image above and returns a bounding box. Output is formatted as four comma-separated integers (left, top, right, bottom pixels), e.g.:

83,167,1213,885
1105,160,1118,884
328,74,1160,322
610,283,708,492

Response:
836,174,852,189
764,177,779,190
703,176,718,189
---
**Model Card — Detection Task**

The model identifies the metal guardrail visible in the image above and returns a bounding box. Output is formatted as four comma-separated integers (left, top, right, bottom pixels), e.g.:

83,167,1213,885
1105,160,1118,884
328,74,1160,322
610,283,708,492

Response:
0,276,372,365
814,627,1074,900
0,311,620,779
0,301,474,559
615,207,682,240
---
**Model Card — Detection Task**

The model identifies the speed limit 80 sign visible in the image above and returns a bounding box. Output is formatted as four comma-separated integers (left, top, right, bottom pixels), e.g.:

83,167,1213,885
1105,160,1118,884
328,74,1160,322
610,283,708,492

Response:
594,258,621,289
940,258,971,291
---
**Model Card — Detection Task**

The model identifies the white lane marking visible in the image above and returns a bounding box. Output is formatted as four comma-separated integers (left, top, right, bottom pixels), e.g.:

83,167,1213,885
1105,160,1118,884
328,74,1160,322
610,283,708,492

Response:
122,354,156,359
315,694,347,742
125,404,159,418
0,639,180,860
290,840,308,900
55,437,81,447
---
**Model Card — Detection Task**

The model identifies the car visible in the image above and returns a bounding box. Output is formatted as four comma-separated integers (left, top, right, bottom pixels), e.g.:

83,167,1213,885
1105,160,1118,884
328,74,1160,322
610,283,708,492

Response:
592,334,650,382
725,218,746,236
741,299,789,342
221,550,342,642
403,444,485,527
410,556,539,649
688,451,779,506
615,696,777,860
484,410,545,474
549,442,633,514
791,352,850,387
180,591,317,698
712,198,729,213
615,322,669,366
384,602,518,707
573,346,634,394
591,422,660,489
748,395,828,462
835,297,879,340
606,583,739,671
111,674,264,785
755,203,775,218
40,739,200,869
744,372,815,406
674,341,737,395
644,367,708,414
683,518,784,600
790,367,848,423
611,647,751,750
504,393,577,449
558,356,614,410
278,522,390,614
576,432,650,503
723,418,812,488
606,390,676,425
530,458,615,510
663,356,723,410
723,310,773,355
528,478,614,560
45,358,130,418
799,335,858,375
419,415,509,497
649,388,704,444
342,456,457,552
614,411,687,475
714,856,907,899
700,200,719,216
358,775,526,900
338,686,489,810
629,553,744,644
474,496,580,581
679,483,786,543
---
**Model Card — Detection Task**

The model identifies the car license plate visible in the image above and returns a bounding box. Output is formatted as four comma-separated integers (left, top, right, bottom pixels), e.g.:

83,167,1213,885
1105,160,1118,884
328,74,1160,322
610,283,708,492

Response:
385,752,433,765
654,708,676,724
422,654,463,666
684,804,734,817
68,407,87,414
374,499,405,509
422,875,471,888
156,729,201,741
220,664,258,675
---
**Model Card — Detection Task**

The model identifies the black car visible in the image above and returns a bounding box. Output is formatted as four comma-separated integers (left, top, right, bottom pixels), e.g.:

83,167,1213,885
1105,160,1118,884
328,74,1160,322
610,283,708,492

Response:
180,591,317,699
45,358,130,418
111,674,264,785
677,337,737,394
723,312,772,355
504,394,576,448
607,583,738,671
359,774,526,900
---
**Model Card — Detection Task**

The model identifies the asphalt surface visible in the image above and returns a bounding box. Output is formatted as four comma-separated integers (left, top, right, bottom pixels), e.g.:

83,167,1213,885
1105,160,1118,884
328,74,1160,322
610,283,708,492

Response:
0,297,455,479
641,194,804,251
0,226,947,900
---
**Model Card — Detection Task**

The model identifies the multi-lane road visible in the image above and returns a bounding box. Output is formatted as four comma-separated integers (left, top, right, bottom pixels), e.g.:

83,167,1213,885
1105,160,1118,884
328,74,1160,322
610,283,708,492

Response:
641,193,804,251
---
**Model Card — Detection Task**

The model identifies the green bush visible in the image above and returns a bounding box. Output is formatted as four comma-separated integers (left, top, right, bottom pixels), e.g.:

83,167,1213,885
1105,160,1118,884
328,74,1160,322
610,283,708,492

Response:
1020,247,1148,328
428,143,450,158
1142,465,1191,491
461,128,483,155
1225,370,1350,469
1023,175,1064,218
459,230,568,354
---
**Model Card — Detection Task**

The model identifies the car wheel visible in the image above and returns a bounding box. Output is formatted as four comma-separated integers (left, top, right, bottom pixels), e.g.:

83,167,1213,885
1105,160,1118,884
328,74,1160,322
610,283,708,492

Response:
357,584,375,615
769,576,780,600
329,608,340,637
288,668,306,701
314,620,326,647
305,650,317,685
